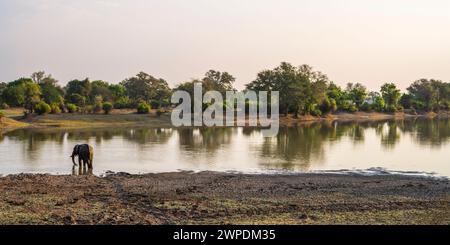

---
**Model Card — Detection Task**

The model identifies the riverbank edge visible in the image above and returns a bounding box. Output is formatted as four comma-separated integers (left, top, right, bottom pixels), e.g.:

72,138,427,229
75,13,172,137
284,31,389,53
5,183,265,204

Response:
1,109,448,132
0,171,448,224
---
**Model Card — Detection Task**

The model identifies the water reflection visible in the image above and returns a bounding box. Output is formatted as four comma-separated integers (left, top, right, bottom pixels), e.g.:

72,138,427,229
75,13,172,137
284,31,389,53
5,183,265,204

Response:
72,165,93,176
0,118,449,176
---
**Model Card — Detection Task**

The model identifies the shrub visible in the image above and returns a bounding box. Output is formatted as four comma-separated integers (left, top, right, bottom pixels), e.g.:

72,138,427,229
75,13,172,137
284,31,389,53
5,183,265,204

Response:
348,104,358,113
0,110,4,118
311,108,322,117
373,97,385,112
66,103,78,113
50,103,61,114
86,105,94,114
0,103,9,109
103,102,113,114
361,102,371,112
137,102,151,114
320,98,337,113
341,100,357,112
385,105,397,113
34,101,51,115
114,96,131,109
93,102,103,114
93,95,103,113
68,93,86,107
149,100,160,109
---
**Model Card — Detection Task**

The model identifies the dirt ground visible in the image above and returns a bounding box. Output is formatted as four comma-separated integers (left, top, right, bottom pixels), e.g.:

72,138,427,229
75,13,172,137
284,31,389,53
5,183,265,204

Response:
0,172,448,225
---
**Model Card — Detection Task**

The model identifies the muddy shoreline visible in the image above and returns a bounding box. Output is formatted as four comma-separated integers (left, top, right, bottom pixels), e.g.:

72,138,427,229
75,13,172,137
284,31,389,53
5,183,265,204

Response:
0,172,448,225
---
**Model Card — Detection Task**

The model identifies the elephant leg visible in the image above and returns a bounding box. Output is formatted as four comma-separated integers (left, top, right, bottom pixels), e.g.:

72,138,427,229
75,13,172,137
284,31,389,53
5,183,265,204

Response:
88,157,93,169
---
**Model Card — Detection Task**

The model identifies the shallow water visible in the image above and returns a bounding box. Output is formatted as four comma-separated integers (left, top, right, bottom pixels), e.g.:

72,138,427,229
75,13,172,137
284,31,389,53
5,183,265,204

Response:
0,118,449,177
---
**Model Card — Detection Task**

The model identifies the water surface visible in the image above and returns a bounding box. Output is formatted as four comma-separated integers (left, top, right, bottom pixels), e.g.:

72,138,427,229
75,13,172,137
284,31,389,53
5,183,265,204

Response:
0,118,449,177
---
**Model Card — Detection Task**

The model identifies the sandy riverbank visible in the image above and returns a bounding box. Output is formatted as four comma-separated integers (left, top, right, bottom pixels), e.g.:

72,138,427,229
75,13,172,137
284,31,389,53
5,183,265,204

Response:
0,172,448,225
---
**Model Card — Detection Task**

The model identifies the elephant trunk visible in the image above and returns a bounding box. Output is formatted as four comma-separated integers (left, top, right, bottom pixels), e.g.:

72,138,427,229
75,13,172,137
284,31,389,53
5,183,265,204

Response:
71,154,77,166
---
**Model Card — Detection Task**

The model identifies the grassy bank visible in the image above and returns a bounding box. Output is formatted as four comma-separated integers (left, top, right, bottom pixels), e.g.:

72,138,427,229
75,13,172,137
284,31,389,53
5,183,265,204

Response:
1,108,448,131
0,172,448,225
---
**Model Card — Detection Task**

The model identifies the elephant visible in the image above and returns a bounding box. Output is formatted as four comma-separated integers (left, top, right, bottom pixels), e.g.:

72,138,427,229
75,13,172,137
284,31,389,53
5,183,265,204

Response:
71,144,94,169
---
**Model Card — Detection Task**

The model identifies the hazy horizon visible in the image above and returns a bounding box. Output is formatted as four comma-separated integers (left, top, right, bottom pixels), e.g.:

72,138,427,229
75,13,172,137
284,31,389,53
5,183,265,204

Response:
1,0,449,91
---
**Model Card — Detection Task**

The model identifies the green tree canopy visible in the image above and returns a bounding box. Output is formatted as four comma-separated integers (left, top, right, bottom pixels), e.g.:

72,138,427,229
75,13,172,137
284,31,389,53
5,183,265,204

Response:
380,83,401,110
346,83,367,109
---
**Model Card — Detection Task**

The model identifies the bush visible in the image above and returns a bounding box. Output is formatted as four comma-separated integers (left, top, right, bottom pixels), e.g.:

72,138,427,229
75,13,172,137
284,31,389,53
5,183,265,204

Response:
103,102,113,114
93,102,103,114
0,111,4,118
340,100,357,112
348,104,358,113
320,98,333,113
0,103,9,109
68,93,86,107
310,108,322,117
149,100,160,109
34,101,51,115
93,95,103,113
50,103,61,114
137,102,151,114
361,102,371,112
86,105,94,114
114,96,131,109
385,105,397,113
66,103,78,113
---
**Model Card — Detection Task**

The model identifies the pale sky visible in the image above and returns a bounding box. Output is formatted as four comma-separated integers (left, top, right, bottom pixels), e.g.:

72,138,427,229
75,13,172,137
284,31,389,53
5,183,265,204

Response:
0,0,449,91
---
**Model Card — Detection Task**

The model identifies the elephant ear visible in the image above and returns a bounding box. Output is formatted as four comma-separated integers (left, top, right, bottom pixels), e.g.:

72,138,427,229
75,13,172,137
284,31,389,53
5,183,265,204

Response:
73,144,80,155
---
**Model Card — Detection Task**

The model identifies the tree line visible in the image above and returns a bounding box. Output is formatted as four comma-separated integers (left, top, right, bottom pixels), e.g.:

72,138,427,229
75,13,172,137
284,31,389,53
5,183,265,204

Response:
0,62,449,116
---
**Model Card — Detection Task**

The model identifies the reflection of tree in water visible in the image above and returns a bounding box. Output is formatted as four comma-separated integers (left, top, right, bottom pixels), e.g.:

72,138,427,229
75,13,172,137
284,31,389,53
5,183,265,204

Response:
2,129,66,162
375,121,401,149
123,128,173,145
65,128,173,145
399,118,449,147
1,118,448,170
177,127,233,153
1,128,174,163
257,123,336,169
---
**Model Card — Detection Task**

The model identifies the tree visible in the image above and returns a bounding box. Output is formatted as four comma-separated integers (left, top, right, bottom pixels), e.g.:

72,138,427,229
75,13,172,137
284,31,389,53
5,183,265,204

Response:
203,70,235,93
40,80,64,106
102,102,113,114
346,83,367,109
121,72,157,104
68,93,86,108
246,62,330,116
407,79,439,111
1,78,32,107
119,72,173,108
109,84,127,99
0,82,7,103
149,78,171,108
326,82,345,109
31,71,46,84
24,82,42,113
90,80,114,102
65,78,91,99
380,83,401,110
